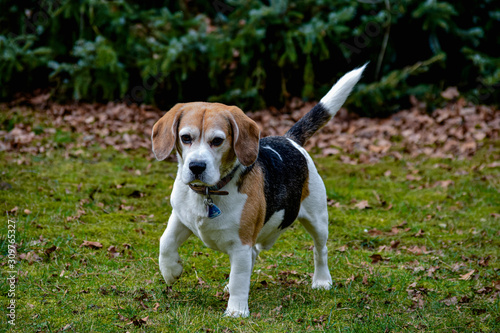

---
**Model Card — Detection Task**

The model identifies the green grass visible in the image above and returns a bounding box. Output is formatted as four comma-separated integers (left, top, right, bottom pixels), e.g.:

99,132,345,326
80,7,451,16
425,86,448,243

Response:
1,140,499,332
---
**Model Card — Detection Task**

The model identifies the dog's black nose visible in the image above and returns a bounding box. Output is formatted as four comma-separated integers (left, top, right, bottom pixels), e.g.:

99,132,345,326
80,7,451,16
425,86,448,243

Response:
189,161,207,175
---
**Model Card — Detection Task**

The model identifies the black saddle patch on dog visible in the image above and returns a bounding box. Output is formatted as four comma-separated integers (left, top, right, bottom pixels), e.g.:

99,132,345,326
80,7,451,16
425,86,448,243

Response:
256,136,309,229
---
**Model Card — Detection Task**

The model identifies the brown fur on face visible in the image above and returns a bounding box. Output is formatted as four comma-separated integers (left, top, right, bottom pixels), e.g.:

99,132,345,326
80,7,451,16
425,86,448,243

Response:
238,165,266,246
199,105,236,176
175,103,238,177
152,102,260,170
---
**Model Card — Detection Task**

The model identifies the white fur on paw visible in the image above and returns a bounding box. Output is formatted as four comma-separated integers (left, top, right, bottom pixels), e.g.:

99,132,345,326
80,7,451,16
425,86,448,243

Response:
312,280,332,290
160,262,183,285
224,308,249,318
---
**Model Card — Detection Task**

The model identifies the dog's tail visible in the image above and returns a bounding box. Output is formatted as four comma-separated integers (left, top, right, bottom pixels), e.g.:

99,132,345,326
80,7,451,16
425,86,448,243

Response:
285,63,367,146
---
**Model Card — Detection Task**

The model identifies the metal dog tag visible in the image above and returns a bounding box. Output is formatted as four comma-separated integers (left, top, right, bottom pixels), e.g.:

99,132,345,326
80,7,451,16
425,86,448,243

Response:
204,197,222,219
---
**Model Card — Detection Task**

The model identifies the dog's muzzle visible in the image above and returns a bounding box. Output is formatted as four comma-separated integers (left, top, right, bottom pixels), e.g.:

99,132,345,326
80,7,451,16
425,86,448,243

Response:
189,161,207,179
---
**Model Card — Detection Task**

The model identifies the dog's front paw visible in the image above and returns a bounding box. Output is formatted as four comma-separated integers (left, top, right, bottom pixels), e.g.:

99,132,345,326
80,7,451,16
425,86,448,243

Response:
312,279,332,290
224,307,250,318
160,260,183,285
312,271,332,290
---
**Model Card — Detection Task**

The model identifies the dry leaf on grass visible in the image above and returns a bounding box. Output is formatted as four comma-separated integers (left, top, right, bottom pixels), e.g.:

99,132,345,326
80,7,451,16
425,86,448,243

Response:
8,206,18,214
414,229,425,237
370,254,384,264
441,296,458,306
354,200,371,210
19,251,42,264
107,245,120,258
405,245,431,255
80,240,103,249
321,147,340,156
486,161,500,168
433,180,454,188
390,240,400,249
368,228,383,236
337,245,348,252
44,245,57,256
459,270,475,281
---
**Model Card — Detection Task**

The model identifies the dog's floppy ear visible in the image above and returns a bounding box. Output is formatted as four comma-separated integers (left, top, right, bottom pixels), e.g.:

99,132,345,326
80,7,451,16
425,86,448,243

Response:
227,107,260,166
151,103,184,161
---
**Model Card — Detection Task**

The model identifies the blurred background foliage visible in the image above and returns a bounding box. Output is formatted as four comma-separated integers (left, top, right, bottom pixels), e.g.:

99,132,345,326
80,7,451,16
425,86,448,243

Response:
0,0,498,116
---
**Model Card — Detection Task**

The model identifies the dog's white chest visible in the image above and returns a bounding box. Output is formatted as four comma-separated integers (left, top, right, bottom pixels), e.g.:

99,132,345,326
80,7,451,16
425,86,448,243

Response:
170,181,246,253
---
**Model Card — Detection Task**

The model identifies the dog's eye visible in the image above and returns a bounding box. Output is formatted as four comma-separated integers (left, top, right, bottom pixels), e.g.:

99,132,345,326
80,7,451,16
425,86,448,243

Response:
180,135,192,144
211,137,224,147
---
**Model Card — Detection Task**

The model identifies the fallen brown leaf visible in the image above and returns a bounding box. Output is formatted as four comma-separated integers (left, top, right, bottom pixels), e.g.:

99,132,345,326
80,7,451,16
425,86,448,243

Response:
322,147,340,156
414,229,425,237
354,200,371,210
406,174,422,181
107,245,121,258
389,227,400,235
433,180,454,188
390,240,400,249
19,251,42,264
427,266,439,278
405,245,431,255
493,281,500,290
459,270,475,281
370,254,384,264
478,256,490,267
475,287,493,295
441,296,458,306
8,206,18,214
486,161,500,168
80,240,103,249
337,245,348,252
44,245,57,256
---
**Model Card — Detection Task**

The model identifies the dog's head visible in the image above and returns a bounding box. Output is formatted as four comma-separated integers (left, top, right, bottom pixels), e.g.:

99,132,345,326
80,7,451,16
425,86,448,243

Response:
152,102,260,186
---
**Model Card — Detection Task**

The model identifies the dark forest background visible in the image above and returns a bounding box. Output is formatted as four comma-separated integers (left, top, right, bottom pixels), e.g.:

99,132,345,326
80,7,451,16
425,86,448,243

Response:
1,0,499,116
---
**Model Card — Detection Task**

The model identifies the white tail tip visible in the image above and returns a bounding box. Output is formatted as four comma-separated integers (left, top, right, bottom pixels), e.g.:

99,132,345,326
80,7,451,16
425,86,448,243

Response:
319,63,367,116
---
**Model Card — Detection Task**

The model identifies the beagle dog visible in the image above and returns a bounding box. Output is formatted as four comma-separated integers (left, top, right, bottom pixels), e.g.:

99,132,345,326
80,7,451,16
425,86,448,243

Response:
152,65,366,317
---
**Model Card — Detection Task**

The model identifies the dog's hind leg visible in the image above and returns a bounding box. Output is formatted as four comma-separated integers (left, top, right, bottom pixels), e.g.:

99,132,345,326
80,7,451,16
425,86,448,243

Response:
251,246,260,270
159,212,192,285
298,172,332,290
